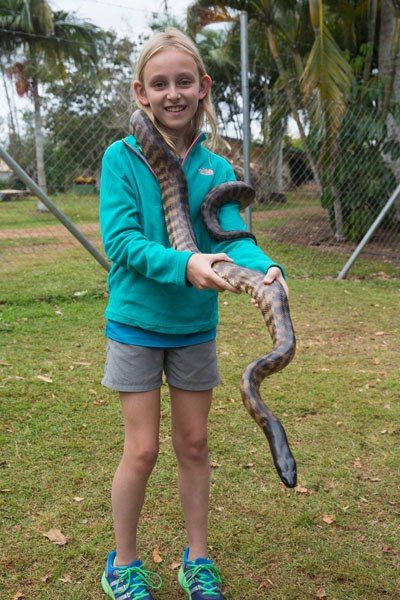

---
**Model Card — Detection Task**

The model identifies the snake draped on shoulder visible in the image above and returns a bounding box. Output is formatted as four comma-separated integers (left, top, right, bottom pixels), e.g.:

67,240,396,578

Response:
129,110,297,488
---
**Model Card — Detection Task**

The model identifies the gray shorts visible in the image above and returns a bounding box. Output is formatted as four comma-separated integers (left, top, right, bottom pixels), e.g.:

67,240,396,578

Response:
101,338,220,393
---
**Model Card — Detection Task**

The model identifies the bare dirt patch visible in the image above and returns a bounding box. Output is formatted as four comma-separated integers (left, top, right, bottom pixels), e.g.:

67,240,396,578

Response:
254,206,400,266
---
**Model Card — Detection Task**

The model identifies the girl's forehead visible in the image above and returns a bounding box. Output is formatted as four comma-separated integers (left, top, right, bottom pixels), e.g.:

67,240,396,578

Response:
143,47,200,78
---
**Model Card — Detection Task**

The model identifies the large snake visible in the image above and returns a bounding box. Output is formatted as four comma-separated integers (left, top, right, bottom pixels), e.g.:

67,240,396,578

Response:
129,110,297,488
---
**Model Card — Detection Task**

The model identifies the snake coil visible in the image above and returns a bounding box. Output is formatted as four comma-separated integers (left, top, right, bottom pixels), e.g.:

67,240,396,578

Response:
129,110,297,488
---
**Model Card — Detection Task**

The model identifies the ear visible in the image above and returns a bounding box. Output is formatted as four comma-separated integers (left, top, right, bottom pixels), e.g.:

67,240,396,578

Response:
199,74,212,100
132,80,150,107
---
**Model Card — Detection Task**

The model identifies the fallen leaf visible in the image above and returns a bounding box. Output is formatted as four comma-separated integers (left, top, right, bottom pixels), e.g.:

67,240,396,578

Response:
73,496,84,502
210,461,221,468
60,573,72,583
37,375,53,383
295,486,309,494
316,588,327,598
382,545,392,553
371,358,380,365
169,561,181,570
322,515,334,525
41,573,52,582
243,462,255,468
88,389,98,395
258,577,274,589
374,331,386,336
352,458,362,468
13,593,24,599
43,528,67,545
0,360,12,367
152,547,163,563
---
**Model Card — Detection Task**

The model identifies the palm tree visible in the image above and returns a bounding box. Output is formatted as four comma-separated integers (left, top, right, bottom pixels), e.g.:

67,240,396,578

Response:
189,1,324,188
301,0,353,239
0,0,102,209
189,0,359,237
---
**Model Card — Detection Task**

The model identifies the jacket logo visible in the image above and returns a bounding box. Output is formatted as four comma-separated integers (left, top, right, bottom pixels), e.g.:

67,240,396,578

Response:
198,168,214,176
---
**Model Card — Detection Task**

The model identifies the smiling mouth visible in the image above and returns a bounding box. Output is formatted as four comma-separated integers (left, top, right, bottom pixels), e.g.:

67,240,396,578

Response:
165,105,186,113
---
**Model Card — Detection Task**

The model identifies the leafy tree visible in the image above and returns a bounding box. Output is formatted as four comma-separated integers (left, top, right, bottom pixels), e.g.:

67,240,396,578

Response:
42,32,137,192
0,0,104,208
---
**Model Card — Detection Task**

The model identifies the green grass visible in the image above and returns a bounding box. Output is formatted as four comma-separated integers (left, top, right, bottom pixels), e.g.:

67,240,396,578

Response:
1,239,399,598
0,192,99,229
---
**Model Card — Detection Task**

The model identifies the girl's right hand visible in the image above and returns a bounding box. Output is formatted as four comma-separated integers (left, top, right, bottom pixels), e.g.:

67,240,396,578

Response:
186,253,240,293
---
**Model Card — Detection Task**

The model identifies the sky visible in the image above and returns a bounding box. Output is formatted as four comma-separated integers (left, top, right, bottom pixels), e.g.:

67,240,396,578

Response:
51,0,193,39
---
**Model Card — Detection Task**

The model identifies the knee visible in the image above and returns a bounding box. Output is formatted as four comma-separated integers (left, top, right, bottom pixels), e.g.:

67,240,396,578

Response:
173,433,209,465
123,443,159,475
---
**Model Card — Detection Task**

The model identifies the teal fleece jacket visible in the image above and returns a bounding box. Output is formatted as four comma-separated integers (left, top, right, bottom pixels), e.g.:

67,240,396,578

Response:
99,133,283,334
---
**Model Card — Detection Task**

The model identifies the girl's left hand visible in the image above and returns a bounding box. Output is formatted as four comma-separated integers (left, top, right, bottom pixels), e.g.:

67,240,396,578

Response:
251,266,289,308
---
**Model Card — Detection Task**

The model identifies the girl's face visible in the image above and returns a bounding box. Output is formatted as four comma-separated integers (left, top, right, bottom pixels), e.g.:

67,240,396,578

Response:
133,47,211,143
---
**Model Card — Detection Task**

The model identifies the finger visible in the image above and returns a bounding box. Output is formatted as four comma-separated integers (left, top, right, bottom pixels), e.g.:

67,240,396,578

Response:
274,275,289,297
281,278,289,297
209,271,239,293
210,253,233,265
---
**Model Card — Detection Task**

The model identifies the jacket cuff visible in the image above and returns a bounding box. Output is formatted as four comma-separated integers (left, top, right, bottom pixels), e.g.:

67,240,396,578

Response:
176,251,195,287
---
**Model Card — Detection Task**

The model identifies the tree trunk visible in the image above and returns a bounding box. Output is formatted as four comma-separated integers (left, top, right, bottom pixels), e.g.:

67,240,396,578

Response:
266,25,322,191
379,0,400,221
0,62,18,141
270,118,284,194
361,0,378,92
31,75,48,211
260,88,285,203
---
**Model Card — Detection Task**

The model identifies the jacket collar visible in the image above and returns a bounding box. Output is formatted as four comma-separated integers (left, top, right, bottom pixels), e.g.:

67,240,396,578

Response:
123,132,207,168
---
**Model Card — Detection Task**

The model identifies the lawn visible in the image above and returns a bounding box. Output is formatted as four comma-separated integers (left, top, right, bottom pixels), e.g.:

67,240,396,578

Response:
1,226,399,598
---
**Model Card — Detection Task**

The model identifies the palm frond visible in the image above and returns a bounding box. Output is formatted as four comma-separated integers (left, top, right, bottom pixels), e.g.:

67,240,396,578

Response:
301,0,352,131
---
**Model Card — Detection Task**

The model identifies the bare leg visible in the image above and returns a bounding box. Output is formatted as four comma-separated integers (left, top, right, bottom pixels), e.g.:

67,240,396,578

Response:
170,385,212,561
112,389,160,566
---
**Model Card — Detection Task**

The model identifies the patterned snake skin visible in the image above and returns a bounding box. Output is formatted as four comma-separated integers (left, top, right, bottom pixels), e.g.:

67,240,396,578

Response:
130,110,297,488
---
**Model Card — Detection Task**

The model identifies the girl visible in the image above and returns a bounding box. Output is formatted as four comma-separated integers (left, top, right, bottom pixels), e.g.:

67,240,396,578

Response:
99,27,288,600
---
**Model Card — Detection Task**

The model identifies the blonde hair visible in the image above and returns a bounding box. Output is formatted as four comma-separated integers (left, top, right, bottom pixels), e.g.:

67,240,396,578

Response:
133,27,219,151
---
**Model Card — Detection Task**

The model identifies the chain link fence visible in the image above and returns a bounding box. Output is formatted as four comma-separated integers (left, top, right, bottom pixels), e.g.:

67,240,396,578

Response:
1,75,399,302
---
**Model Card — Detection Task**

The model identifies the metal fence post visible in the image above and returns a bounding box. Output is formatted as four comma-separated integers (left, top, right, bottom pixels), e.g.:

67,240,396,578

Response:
240,11,252,233
0,146,110,272
337,182,400,279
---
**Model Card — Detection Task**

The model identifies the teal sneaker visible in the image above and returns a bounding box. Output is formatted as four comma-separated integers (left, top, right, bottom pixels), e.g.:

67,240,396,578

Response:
101,550,162,599
178,547,224,599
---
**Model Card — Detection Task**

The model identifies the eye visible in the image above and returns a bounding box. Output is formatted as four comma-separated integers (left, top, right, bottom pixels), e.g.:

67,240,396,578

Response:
152,81,165,89
179,79,193,87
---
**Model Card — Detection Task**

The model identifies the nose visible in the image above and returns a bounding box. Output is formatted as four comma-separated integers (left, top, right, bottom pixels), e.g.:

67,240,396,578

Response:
167,86,181,101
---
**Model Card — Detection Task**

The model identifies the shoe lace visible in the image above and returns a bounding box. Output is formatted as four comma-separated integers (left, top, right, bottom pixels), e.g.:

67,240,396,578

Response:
185,563,222,598
115,565,162,599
